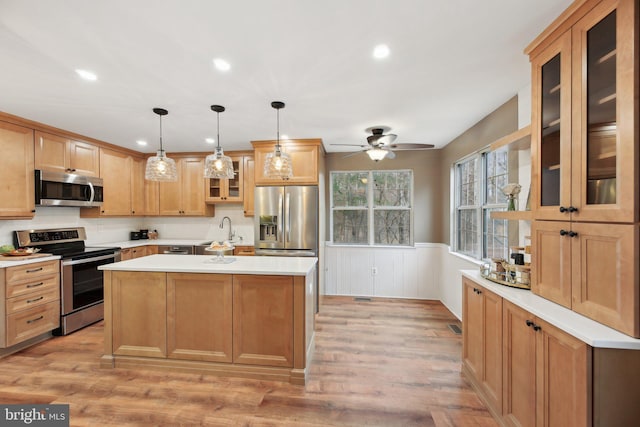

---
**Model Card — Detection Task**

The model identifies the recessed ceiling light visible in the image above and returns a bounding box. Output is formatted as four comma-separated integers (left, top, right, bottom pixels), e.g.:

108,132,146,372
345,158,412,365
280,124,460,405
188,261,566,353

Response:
213,58,231,72
75,69,97,81
136,140,148,146
205,138,216,144
372,44,390,59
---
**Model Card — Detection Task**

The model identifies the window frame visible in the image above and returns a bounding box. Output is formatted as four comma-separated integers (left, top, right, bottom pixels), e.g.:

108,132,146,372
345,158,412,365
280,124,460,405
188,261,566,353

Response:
330,169,414,246
454,148,509,260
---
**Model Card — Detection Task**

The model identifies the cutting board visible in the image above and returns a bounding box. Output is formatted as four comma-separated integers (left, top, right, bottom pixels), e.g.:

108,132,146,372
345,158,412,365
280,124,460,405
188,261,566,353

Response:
0,253,54,261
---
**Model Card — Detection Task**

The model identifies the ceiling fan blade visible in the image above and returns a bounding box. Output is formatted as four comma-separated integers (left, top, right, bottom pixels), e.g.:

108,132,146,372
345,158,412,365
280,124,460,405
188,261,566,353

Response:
385,150,396,159
342,151,364,158
331,143,368,147
388,143,435,150
367,133,397,145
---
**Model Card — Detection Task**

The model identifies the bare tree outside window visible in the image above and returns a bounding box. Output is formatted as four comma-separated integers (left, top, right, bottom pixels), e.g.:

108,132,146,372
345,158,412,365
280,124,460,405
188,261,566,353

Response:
331,170,413,245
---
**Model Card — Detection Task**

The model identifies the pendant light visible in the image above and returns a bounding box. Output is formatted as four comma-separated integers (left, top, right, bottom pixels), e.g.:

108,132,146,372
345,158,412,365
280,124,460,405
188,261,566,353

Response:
145,108,178,181
204,105,234,179
264,101,293,180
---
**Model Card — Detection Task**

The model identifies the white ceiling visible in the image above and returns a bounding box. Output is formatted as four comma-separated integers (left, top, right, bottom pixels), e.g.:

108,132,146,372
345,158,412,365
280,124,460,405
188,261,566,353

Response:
0,0,572,155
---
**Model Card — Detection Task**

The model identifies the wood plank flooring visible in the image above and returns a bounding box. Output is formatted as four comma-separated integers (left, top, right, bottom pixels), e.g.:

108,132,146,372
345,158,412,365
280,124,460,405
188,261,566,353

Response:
0,296,497,426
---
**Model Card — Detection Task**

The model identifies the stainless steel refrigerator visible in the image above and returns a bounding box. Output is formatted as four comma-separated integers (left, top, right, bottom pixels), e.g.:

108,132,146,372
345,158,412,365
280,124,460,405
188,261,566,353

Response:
254,186,318,257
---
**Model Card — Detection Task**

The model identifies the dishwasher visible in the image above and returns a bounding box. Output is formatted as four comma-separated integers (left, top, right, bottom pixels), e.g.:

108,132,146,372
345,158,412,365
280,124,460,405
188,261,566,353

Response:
157,245,194,255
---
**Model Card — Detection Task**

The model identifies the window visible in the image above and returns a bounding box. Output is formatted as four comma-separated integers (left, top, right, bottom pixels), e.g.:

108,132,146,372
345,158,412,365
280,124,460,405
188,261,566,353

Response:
455,149,509,260
331,170,413,246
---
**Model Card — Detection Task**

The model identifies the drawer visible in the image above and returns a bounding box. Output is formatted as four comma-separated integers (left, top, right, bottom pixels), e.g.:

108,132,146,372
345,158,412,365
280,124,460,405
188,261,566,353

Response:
5,261,59,283
6,287,60,315
5,301,59,347
5,274,59,299
234,246,255,256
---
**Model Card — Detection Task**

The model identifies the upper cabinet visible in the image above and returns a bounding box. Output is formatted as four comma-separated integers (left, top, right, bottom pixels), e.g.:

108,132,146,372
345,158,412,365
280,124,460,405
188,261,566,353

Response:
0,121,35,219
205,156,244,203
252,139,323,186
159,156,214,216
34,131,100,177
243,155,255,216
529,0,638,223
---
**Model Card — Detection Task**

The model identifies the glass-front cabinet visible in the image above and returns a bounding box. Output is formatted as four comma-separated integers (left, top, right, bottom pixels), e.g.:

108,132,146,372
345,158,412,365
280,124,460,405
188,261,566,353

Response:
531,0,637,223
205,156,243,203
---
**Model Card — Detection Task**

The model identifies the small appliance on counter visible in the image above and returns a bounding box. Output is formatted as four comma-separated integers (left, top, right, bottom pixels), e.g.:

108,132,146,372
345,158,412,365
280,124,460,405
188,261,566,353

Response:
139,229,149,239
130,231,141,240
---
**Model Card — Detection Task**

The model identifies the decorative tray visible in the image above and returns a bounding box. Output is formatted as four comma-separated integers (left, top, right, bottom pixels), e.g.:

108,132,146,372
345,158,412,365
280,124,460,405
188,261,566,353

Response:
480,262,531,290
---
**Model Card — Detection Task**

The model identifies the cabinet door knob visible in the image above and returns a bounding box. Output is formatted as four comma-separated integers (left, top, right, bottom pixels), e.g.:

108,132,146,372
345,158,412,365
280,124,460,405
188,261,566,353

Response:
533,325,542,332
559,206,568,213
568,206,578,213
560,229,568,236
568,231,578,237
526,320,534,327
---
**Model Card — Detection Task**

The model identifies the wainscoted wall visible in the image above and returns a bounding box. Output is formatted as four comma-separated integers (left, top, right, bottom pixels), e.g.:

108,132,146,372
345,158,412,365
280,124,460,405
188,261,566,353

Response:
324,243,482,320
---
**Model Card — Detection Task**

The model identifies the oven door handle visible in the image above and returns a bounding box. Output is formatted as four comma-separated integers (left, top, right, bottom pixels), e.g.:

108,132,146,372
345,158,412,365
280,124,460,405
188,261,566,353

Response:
62,253,117,266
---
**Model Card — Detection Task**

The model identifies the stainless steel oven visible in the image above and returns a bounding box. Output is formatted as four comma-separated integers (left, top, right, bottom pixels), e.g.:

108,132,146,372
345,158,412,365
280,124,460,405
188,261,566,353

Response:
14,227,120,335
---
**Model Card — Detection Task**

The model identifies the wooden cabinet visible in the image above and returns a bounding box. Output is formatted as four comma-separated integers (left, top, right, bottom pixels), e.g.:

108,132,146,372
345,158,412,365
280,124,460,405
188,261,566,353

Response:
95,148,132,216
159,157,214,216
252,139,322,185
110,271,167,358
1,260,60,348
130,156,147,216
233,274,294,367
205,156,243,203
233,246,255,256
34,131,99,176
167,273,233,363
502,301,588,427
462,279,502,414
120,246,148,261
243,156,255,216
532,204,639,338
529,0,637,223
0,121,35,219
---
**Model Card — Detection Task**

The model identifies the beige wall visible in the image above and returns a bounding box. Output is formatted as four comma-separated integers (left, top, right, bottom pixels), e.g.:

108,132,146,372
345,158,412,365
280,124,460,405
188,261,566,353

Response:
324,149,443,243
323,95,519,245
439,96,519,245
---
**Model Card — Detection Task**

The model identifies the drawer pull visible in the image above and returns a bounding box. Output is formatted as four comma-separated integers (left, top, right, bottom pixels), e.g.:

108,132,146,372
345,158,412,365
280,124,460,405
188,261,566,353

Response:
27,296,44,304
26,282,45,289
26,267,44,273
26,315,44,324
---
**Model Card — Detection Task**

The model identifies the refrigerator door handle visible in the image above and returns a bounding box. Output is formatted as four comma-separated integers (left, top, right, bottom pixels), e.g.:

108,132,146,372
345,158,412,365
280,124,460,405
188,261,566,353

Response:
278,193,284,241
285,192,291,243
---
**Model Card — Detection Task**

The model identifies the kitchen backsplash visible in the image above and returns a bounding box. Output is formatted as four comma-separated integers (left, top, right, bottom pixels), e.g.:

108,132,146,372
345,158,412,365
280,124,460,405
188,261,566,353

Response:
0,205,253,247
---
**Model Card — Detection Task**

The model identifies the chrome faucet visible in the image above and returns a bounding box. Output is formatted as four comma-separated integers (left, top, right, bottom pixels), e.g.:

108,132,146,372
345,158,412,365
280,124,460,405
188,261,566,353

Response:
220,216,233,241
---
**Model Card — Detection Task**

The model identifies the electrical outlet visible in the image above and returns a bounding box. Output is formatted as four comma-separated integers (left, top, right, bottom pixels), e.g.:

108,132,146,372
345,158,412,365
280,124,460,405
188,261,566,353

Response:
371,267,377,276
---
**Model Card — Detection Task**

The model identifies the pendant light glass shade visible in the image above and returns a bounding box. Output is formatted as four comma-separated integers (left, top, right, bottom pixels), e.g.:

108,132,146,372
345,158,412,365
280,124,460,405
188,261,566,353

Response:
264,101,293,180
145,108,178,181
366,148,388,161
204,105,235,179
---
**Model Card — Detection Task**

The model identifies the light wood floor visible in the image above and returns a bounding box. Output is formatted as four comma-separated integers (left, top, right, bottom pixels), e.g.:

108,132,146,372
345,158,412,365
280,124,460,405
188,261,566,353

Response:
0,296,497,426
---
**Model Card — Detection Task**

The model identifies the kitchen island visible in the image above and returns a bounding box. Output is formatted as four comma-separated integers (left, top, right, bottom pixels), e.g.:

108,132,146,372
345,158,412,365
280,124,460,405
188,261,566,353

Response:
99,254,317,384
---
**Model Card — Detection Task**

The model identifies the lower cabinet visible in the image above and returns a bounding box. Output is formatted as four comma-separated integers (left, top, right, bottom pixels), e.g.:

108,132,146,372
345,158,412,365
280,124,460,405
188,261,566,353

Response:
1,260,60,348
120,246,148,260
233,275,293,367
462,279,502,414
167,273,232,363
502,301,588,427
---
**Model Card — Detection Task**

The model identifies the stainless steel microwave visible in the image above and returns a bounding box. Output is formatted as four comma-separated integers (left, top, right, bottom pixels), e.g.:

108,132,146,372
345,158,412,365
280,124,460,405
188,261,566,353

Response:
35,170,104,207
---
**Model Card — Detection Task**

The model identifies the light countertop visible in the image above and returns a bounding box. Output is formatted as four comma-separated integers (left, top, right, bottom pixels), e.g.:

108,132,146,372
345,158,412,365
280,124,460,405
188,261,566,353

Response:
100,254,317,276
462,270,640,350
0,255,61,268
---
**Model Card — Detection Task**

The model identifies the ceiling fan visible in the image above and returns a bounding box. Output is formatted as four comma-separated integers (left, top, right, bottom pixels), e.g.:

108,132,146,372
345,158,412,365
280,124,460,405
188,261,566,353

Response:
332,127,434,161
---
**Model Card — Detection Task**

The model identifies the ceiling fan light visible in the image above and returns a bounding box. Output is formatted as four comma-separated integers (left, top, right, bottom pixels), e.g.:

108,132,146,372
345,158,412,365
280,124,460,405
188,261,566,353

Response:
367,148,388,161
145,108,178,182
